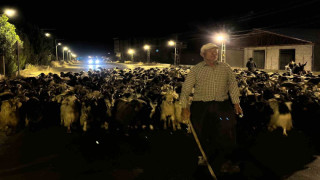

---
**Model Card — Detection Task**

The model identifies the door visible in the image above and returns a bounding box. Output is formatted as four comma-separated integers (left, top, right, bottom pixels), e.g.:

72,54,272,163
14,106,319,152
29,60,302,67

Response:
279,49,295,70
253,50,265,69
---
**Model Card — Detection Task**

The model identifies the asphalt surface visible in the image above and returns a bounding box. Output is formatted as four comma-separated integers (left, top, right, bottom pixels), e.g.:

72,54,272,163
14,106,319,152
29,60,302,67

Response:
0,126,202,180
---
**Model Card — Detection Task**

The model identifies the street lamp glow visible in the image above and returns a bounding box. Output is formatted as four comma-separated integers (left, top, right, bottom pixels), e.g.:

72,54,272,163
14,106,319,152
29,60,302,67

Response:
45,33,51,37
128,49,135,62
56,42,62,61
128,49,135,54
144,45,150,50
4,9,17,18
213,32,229,63
214,32,228,43
144,45,151,63
168,40,177,65
168,40,175,46
63,47,69,61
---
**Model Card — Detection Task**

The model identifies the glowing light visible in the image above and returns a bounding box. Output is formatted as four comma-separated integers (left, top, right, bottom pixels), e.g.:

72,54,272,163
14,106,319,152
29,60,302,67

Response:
45,33,51,37
95,59,100,64
213,32,229,43
4,9,16,18
168,40,175,46
144,45,150,50
88,59,93,64
128,49,135,54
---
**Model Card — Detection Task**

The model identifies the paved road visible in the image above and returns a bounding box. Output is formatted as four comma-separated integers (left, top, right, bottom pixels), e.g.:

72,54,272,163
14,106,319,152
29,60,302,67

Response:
0,127,203,180
18,61,172,77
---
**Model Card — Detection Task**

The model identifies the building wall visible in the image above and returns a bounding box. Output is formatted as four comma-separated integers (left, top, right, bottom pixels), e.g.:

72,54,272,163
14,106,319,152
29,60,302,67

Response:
226,49,244,68
244,45,313,71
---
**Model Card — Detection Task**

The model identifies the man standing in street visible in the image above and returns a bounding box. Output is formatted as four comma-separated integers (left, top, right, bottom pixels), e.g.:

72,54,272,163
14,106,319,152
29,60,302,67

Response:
246,57,257,72
180,43,242,177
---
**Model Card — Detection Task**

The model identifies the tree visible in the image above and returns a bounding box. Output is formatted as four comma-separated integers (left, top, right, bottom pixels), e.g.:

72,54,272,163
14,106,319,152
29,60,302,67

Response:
0,14,23,76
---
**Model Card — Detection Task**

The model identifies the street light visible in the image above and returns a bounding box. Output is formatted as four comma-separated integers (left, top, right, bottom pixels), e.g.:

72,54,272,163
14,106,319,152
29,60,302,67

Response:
67,50,71,61
3,9,17,18
71,53,77,60
56,42,61,61
214,32,228,63
63,47,68,61
143,45,151,64
45,33,51,37
128,49,135,62
168,40,177,66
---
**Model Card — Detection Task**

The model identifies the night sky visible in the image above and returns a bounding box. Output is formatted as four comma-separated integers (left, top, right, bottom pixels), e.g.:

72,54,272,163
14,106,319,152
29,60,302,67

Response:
1,0,320,57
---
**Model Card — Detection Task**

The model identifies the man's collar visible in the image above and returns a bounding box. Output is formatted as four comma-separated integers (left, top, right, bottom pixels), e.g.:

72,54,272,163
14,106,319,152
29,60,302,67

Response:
203,60,220,66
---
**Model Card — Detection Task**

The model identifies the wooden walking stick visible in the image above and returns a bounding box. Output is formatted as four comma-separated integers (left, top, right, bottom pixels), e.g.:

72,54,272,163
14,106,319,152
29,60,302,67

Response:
188,119,217,180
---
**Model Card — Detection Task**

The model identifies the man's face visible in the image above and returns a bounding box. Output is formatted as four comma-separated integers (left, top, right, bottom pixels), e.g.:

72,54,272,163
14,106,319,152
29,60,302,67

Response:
204,48,219,63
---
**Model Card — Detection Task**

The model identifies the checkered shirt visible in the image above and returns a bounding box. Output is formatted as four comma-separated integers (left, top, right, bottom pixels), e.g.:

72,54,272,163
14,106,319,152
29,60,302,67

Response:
180,61,240,108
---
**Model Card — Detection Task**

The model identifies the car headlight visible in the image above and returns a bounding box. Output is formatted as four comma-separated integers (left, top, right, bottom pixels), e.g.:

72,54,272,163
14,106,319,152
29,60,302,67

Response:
95,59,100,64
88,59,93,64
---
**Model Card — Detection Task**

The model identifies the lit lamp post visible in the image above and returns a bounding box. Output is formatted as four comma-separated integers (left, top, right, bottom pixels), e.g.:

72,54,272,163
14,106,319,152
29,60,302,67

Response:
215,33,228,63
67,50,71,61
63,47,68,61
128,49,135,62
143,45,150,64
71,53,77,61
56,43,61,60
168,40,177,66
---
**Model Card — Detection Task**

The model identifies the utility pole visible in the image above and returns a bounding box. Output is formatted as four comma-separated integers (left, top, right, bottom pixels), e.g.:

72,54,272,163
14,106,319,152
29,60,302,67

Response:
221,42,226,63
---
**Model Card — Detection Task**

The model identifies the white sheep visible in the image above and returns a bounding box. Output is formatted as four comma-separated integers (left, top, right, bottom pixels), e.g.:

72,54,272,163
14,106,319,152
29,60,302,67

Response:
160,90,180,130
268,98,293,136
60,95,80,133
0,98,22,135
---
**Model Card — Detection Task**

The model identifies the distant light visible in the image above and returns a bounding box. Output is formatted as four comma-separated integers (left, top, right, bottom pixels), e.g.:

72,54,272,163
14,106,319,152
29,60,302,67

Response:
128,49,135,54
88,59,93,64
4,9,17,18
63,47,69,51
57,43,62,46
156,49,159,52
144,45,150,50
45,33,51,37
168,40,175,46
96,141,99,145
95,59,100,64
